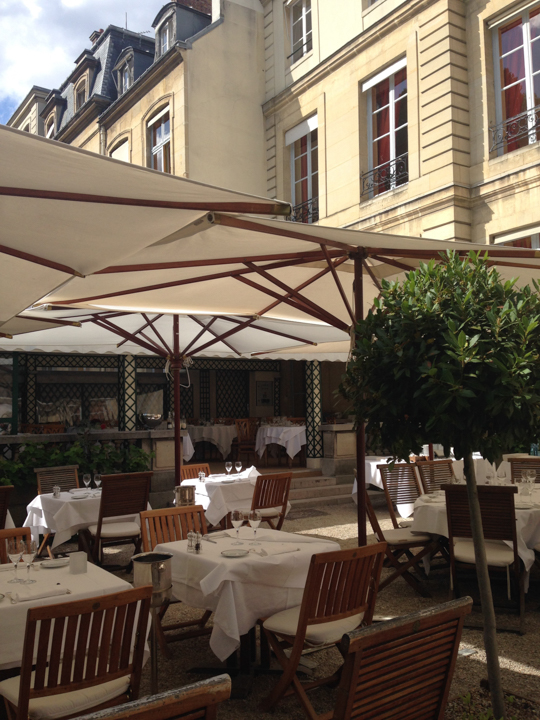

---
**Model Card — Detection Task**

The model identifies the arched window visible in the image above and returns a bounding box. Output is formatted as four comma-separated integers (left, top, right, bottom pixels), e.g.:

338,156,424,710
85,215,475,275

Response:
45,116,55,138
110,138,129,163
75,80,87,111
160,18,173,55
147,106,171,173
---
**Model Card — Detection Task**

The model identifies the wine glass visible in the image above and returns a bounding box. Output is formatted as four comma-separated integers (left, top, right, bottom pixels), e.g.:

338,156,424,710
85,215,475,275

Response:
526,469,536,483
248,510,261,545
496,467,507,485
22,540,37,584
225,462,232,475
485,466,494,485
231,509,244,545
83,474,91,489
6,538,24,584
94,474,101,491
235,461,242,475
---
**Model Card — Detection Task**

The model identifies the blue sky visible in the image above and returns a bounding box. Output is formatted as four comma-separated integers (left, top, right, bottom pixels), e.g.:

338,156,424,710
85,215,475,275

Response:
0,0,166,124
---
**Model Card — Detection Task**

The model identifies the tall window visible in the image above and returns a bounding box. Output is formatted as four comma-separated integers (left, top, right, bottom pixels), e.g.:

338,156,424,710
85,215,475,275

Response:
289,0,312,64
492,6,540,153
148,108,171,173
121,65,130,93
286,116,318,223
160,18,173,55
75,81,86,111
362,61,408,198
45,116,55,138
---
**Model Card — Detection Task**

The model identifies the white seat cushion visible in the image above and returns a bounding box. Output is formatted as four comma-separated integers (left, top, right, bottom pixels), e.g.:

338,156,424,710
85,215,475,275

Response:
0,672,129,720
384,528,432,545
233,506,281,518
454,539,514,567
398,519,413,528
88,522,140,538
264,605,364,645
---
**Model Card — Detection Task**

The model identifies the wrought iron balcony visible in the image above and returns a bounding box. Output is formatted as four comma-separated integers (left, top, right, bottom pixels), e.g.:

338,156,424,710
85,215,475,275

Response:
490,105,540,153
361,153,408,198
288,198,319,224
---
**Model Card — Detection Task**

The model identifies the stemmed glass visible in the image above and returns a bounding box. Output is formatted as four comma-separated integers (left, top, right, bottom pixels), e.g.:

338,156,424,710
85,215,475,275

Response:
496,467,507,485
94,474,101,491
6,538,24,584
485,466,494,485
83,474,91,490
248,510,261,545
235,461,242,475
22,540,37,584
225,462,232,475
231,509,244,545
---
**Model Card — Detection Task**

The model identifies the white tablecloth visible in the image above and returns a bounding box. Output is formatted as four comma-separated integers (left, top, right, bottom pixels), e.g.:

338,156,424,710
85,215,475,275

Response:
255,425,306,459
24,492,151,548
412,487,540,575
155,527,340,661
182,433,195,461
0,562,132,669
182,468,261,526
187,425,237,459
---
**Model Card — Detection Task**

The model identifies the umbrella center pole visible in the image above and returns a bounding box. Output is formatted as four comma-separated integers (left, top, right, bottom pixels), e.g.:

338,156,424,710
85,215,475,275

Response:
172,315,182,486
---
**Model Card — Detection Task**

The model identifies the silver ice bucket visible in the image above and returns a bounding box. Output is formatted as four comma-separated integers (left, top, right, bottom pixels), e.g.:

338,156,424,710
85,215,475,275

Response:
132,551,172,608
175,484,195,507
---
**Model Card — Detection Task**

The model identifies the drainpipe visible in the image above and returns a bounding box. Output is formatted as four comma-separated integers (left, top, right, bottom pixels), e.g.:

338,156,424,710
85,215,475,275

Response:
99,124,107,155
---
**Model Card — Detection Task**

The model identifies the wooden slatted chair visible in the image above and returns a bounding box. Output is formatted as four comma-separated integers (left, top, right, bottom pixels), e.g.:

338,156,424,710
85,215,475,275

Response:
180,463,211,484
0,586,152,720
81,472,151,566
259,544,386,719
332,597,473,720
234,418,259,465
509,456,540,483
251,472,292,531
443,484,525,634
140,506,212,658
0,485,13,530
34,466,80,556
377,463,423,529
0,528,31,564
72,676,232,720
416,459,455,493
365,490,441,598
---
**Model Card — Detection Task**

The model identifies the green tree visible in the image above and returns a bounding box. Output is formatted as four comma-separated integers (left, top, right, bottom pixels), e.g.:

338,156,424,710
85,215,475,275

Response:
341,251,540,720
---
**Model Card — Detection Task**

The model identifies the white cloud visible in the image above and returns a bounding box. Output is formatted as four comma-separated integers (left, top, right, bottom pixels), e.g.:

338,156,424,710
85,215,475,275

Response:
0,0,162,122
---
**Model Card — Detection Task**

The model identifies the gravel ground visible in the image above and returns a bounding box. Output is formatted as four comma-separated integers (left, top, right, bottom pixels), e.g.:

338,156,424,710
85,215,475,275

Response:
62,503,540,719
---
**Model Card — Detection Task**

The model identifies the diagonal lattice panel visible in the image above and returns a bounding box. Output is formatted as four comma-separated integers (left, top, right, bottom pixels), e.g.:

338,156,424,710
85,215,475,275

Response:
305,361,323,458
216,370,249,419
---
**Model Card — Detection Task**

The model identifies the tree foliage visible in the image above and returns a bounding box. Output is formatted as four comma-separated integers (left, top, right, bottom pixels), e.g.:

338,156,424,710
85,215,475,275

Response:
341,251,540,463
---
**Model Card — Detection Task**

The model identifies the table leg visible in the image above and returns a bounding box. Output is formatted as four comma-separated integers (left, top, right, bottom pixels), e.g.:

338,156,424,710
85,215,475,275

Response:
188,630,255,699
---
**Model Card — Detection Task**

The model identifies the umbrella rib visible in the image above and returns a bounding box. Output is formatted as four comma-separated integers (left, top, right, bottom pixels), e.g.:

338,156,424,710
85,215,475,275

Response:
370,255,414,273
319,244,355,324
115,314,161,348
186,317,257,357
15,315,81,328
215,316,318,346
182,317,219,355
0,186,290,215
92,317,168,357
364,246,540,259
188,315,242,356
138,329,169,354
142,313,172,355
0,243,83,277
362,259,382,292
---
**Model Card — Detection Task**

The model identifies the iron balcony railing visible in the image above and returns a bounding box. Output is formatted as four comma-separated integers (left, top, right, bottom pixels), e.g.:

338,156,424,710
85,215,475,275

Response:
288,197,319,224
490,105,540,153
361,153,408,198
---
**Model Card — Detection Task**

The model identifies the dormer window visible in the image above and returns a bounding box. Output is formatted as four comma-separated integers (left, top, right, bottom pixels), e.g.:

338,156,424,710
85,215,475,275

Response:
45,116,55,138
75,80,87,111
160,18,173,55
121,65,130,93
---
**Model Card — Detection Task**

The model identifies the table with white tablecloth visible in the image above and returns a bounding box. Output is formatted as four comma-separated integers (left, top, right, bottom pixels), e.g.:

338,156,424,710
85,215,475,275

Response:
255,425,306,459
155,527,340,661
187,424,237,459
24,492,151,548
0,562,132,669
182,468,261,526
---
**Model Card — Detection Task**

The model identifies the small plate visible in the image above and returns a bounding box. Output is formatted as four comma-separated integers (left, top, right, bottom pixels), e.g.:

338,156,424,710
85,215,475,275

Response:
221,550,249,558
41,558,70,569
69,489,86,494
221,479,235,484
515,501,533,509
71,493,89,500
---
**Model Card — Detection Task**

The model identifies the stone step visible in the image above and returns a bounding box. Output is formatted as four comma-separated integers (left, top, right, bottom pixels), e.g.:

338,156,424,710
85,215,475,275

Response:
289,493,355,509
289,482,353,501
290,475,337,489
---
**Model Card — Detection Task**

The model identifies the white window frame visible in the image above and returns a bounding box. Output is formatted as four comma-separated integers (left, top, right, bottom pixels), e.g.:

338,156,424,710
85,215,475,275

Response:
492,4,540,155
364,60,408,197
287,116,318,222
160,18,173,55
148,107,171,173
288,0,312,65
45,116,55,138
75,80,86,111
121,64,130,93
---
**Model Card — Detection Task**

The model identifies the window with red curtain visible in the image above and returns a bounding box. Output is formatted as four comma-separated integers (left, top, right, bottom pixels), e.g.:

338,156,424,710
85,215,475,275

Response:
291,129,318,223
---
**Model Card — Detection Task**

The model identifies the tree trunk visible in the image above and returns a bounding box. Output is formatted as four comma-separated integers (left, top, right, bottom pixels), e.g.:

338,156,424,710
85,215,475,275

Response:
463,451,506,719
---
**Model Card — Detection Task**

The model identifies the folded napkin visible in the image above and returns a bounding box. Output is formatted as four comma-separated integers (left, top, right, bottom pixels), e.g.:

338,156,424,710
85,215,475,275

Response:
261,544,301,557
11,588,71,604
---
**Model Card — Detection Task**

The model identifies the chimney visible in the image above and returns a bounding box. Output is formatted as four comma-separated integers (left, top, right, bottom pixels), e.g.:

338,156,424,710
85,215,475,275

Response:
89,29,104,45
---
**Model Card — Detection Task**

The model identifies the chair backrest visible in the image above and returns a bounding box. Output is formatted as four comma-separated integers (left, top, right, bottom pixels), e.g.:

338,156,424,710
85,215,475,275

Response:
364,491,387,544
72,675,232,720
509,456,540,483
98,472,151,521
443,485,518,549
214,417,235,425
0,527,31,564
141,506,208,551
416,459,455,493
180,464,211,482
0,485,13,530
377,463,423,528
35,465,79,495
296,545,386,637
333,597,473,720
16,586,153,720
251,473,292,513
235,418,259,444
287,417,306,425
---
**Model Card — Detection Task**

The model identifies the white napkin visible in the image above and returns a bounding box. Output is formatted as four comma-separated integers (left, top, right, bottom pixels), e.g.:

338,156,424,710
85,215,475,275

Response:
11,588,71,603
261,545,301,557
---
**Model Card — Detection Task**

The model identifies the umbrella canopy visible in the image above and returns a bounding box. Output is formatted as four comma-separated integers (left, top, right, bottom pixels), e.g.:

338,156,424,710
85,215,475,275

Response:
0,126,290,330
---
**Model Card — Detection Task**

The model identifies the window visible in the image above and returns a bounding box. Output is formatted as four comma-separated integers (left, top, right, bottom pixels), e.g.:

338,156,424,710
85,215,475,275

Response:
75,81,86,111
362,60,408,198
160,18,173,55
121,64,130,93
289,0,312,64
286,116,318,223
491,6,540,154
148,107,171,173
493,227,540,247
110,139,129,162
45,116,55,138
